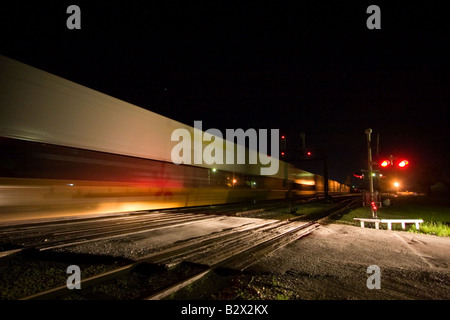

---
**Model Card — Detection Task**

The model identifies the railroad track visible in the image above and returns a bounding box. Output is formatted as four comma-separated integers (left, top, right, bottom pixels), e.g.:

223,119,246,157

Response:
4,197,360,300
0,196,354,254
0,211,220,255
19,219,320,300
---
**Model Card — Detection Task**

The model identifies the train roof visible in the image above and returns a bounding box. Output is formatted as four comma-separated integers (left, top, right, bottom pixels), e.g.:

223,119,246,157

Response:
0,55,314,180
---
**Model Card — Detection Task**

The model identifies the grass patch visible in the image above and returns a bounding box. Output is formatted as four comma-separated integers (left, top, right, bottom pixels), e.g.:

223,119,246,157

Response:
415,221,449,237
335,196,450,236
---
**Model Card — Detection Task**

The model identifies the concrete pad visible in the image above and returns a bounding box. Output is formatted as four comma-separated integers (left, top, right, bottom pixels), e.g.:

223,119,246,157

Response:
245,223,450,299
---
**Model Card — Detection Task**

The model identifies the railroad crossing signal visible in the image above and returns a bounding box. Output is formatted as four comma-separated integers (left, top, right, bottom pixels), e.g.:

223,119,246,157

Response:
380,160,390,167
398,160,409,168
302,149,317,159
280,135,287,157
371,201,378,212
378,156,409,169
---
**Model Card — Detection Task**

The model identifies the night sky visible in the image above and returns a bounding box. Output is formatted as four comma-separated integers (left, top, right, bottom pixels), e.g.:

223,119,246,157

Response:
1,1,449,189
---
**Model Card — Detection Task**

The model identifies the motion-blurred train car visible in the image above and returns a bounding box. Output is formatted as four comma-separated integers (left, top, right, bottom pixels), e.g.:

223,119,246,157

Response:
0,55,347,222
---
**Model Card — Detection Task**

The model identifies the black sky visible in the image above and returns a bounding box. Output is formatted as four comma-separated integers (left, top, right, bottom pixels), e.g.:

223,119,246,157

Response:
1,1,449,185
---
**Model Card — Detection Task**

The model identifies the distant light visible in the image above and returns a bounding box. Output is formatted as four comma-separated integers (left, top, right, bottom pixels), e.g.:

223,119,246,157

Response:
212,168,217,172
281,135,285,139
281,152,285,156
233,179,237,184
252,182,256,186
67,183,74,186
307,151,312,156
393,182,400,187
353,172,363,179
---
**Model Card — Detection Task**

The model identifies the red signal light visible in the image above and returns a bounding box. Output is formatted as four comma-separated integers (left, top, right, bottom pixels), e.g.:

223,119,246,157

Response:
398,160,409,168
371,201,378,211
353,172,363,179
281,151,285,156
380,160,390,167
281,135,285,139
306,151,312,156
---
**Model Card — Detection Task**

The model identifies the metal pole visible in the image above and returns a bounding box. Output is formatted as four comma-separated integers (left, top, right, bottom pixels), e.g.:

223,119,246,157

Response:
300,132,306,150
365,128,376,218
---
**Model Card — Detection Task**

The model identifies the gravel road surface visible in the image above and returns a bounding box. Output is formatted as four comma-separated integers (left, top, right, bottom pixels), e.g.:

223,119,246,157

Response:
239,223,450,300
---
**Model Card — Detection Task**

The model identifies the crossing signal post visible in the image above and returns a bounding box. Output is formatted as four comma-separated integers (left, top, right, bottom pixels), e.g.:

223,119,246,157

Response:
300,147,329,200
279,133,330,200
280,135,287,158
280,135,288,187
365,129,377,218
358,131,411,214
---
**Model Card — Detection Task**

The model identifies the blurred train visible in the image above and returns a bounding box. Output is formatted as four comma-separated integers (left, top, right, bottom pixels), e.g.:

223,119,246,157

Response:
0,55,348,222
